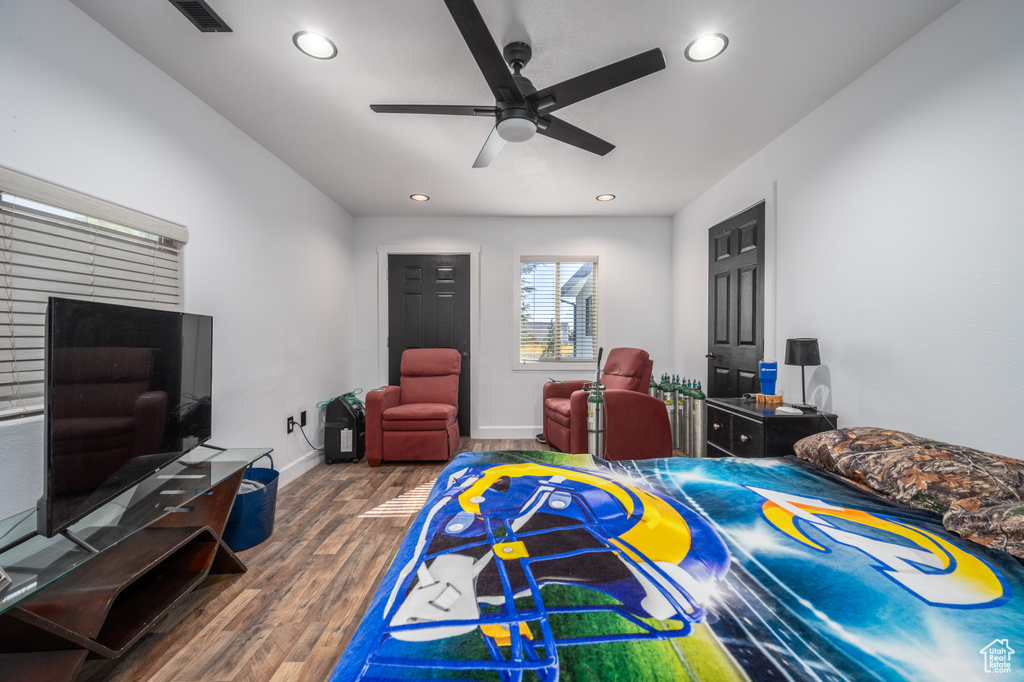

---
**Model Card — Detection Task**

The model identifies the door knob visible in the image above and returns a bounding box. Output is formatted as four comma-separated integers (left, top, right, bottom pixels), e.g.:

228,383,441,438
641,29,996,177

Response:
705,352,716,359
461,351,469,358
739,434,750,443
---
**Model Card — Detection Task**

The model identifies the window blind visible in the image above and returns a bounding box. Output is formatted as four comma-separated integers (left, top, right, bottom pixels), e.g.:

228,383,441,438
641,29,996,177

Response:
0,169,187,419
519,256,598,363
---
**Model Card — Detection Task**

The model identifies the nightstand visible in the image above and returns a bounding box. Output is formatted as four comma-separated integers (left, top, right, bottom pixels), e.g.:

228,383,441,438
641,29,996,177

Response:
706,397,838,458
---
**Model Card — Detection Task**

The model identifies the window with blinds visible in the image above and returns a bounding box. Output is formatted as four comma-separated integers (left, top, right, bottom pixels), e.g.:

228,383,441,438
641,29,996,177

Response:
0,168,187,419
519,256,598,363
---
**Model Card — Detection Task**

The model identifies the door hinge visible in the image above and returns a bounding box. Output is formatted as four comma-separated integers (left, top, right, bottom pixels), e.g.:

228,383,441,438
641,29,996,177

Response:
387,336,389,347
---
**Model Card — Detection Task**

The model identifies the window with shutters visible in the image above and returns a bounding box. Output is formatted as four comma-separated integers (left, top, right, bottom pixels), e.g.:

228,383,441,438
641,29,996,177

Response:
0,167,187,420
516,255,599,366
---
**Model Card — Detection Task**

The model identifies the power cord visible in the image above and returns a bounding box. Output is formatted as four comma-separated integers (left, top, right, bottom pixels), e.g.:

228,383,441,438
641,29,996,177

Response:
297,422,323,451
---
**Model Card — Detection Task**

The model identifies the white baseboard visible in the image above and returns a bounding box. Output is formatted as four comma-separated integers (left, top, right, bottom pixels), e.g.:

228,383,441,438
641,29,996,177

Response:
471,425,542,439
276,448,322,488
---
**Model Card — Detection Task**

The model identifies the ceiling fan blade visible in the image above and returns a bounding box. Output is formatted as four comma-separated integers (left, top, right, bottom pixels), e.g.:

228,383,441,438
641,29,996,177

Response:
370,104,497,116
527,48,665,114
444,0,524,104
473,127,507,168
537,116,614,156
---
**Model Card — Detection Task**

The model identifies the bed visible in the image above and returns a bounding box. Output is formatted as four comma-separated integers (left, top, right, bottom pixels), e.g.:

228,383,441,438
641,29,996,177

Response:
331,435,1024,681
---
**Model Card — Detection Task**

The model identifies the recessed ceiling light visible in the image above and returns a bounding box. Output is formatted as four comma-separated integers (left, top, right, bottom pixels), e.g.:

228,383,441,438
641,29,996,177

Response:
685,33,728,62
410,194,430,202
293,31,337,60
596,194,616,202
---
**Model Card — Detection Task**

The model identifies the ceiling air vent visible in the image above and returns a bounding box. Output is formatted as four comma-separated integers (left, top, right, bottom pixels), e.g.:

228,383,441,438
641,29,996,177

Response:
168,0,232,33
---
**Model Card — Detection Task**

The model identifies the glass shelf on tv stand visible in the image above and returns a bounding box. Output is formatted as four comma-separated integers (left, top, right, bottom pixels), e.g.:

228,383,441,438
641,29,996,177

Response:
0,445,271,616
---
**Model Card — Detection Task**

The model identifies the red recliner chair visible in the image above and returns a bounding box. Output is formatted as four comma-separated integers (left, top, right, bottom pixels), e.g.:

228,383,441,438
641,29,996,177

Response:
366,348,462,467
541,347,671,460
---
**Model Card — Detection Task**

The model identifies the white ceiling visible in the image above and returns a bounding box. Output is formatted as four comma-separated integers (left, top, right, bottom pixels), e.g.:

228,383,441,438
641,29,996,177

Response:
69,0,958,218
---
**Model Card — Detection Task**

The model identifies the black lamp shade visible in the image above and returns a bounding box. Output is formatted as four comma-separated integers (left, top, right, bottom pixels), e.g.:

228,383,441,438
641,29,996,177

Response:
785,338,820,366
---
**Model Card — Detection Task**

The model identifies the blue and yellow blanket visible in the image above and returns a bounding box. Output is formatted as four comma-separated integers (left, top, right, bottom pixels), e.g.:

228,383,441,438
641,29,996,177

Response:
332,451,1024,681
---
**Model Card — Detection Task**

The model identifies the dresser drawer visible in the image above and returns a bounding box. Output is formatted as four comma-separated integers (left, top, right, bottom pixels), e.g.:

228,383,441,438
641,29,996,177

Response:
705,397,839,460
707,405,765,458
730,413,765,458
707,405,732,455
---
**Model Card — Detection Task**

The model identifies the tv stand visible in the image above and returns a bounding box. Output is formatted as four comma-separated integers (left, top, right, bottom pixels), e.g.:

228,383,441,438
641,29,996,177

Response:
60,529,98,554
0,447,271,682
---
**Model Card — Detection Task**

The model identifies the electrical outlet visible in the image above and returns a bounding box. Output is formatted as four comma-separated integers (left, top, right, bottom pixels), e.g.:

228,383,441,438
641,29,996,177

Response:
300,410,307,427
286,415,295,434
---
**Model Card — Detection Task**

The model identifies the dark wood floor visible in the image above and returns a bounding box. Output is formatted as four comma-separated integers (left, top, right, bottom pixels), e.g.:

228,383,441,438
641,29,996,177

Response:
78,438,554,682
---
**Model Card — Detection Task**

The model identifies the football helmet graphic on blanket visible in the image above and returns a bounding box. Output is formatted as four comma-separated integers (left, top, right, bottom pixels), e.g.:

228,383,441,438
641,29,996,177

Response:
366,461,731,681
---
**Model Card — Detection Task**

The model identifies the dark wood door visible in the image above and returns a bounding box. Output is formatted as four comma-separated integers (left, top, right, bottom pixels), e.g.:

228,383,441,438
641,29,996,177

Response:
707,203,765,398
388,254,471,436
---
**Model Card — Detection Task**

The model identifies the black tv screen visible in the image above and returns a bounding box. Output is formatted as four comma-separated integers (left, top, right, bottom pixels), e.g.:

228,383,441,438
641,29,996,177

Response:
38,297,213,538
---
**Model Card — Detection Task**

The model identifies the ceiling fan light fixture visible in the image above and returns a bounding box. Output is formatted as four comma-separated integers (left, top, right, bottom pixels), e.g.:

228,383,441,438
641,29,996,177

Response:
496,117,537,143
596,194,616,202
409,194,430,202
293,31,338,60
685,33,728,62
370,1,666,167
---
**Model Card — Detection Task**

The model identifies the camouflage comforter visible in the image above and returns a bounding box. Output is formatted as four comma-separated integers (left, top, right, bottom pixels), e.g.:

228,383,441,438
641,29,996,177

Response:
795,427,1024,558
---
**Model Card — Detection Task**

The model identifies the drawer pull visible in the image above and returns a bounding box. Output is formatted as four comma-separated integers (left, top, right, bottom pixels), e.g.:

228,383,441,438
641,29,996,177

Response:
713,423,722,431
739,434,750,443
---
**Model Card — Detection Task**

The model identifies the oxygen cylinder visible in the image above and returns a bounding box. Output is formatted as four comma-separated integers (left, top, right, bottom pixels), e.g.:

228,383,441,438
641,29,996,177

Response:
649,373,660,399
662,374,676,449
588,347,605,458
587,384,605,458
663,374,671,448
691,381,707,458
663,374,671,444
670,376,682,450
681,379,693,457
671,374,679,454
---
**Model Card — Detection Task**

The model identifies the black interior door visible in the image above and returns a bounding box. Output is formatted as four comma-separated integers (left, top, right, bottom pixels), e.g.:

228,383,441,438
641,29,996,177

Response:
388,254,471,436
707,203,765,398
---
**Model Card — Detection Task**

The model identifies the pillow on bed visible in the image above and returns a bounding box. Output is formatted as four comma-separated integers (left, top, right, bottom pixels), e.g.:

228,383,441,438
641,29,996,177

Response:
944,499,1024,559
793,427,1024,515
792,427,919,476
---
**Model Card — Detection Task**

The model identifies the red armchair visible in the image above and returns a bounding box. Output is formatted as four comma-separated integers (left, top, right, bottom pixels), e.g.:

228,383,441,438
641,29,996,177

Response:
366,348,462,467
541,347,671,460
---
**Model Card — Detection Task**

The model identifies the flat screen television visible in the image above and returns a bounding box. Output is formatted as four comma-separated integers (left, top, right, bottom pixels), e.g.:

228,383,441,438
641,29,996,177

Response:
37,297,213,538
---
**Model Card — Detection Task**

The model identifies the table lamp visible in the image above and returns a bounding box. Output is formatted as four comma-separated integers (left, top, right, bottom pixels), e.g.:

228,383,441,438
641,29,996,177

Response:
785,338,820,408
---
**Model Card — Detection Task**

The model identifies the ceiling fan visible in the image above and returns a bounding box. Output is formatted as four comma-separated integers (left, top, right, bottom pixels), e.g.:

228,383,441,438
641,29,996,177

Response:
370,0,666,168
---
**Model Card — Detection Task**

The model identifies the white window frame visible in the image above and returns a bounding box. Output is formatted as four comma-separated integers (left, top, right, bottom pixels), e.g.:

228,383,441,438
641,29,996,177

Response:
512,248,604,372
0,166,188,420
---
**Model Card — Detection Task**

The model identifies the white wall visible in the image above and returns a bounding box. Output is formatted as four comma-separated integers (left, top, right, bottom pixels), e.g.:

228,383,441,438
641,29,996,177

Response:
0,0,356,517
352,217,673,438
672,0,1024,457
7,0,1015,528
